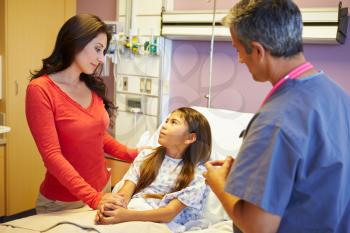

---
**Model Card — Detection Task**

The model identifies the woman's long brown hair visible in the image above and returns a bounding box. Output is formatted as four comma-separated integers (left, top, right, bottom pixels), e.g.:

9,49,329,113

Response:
133,107,212,197
30,14,116,117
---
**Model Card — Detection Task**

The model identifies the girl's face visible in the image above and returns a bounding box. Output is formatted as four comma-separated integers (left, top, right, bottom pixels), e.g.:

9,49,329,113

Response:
74,33,107,74
158,111,194,157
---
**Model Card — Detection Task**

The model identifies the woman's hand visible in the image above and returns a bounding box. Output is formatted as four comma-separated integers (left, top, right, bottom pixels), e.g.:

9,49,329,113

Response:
95,203,130,224
98,192,127,210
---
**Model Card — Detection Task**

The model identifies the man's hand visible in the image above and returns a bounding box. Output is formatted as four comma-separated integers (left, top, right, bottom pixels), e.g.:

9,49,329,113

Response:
203,156,234,196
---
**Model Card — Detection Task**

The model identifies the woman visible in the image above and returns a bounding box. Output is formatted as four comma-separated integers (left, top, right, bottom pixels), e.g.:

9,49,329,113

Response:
26,14,139,213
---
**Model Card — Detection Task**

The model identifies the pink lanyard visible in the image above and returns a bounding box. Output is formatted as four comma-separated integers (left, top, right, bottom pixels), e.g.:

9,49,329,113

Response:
260,62,314,108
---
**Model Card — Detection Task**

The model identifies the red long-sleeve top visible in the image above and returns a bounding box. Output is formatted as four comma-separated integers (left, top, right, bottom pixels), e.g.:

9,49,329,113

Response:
25,75,138,209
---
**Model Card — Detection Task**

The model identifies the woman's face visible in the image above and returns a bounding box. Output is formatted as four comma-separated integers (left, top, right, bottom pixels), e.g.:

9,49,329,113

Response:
74,33,107,74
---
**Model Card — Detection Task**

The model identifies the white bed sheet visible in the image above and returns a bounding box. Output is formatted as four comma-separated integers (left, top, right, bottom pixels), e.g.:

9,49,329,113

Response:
0,207,171,233
0,107,252,233
0,207,233,233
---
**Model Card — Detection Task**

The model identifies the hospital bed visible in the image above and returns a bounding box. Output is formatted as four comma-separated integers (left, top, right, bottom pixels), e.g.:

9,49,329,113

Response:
0,106,253,233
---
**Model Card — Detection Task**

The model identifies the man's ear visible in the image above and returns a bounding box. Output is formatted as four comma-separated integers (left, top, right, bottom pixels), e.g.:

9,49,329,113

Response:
251,41,266,62
185,133,197,145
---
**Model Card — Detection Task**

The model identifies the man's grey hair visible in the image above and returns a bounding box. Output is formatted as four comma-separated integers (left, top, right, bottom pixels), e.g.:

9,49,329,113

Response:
222,0,303,57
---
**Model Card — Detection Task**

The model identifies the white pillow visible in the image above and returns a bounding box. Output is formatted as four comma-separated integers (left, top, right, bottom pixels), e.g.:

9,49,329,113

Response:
190,106,253,223
190,106,253,160
134,106,254,223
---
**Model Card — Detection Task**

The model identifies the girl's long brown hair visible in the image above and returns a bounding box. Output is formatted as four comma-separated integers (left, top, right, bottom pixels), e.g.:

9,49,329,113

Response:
133,107,212,197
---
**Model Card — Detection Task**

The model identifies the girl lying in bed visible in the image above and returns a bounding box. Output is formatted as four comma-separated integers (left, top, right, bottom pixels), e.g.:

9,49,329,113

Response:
95,107,212,231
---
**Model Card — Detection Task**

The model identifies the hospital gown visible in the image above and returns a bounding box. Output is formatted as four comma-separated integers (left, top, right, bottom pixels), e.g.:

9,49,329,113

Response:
121,149,209,232
225,72,350,233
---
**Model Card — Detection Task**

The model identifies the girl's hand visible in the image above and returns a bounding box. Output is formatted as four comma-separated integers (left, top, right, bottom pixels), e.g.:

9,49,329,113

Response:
96,203,130,224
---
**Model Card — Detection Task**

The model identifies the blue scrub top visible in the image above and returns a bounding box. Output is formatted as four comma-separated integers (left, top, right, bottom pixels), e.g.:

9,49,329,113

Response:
225,72,350,233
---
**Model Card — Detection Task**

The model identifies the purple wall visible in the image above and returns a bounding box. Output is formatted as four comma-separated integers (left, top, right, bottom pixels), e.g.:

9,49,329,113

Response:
77,0,116,21
170,41,270,113
169,1,350,113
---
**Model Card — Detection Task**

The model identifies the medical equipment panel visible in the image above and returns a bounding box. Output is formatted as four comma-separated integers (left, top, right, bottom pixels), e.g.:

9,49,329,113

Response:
113,35,163,147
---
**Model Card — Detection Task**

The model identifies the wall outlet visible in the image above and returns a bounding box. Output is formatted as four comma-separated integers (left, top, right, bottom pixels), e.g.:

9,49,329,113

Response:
123,76,128,91
140,78,145,93
145,78,152,94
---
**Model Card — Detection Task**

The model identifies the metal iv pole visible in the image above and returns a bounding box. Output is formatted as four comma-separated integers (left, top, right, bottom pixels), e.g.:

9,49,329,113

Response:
205,0,217,108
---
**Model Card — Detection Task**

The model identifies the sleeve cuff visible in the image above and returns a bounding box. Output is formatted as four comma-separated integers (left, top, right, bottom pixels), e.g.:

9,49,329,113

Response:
89,192,102,209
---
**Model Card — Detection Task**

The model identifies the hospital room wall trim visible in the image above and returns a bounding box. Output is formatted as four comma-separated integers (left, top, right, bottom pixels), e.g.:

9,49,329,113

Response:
174,0,350,11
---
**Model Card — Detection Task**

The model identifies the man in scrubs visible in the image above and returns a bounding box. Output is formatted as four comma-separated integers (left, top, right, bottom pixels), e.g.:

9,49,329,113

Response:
203,0,350,232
